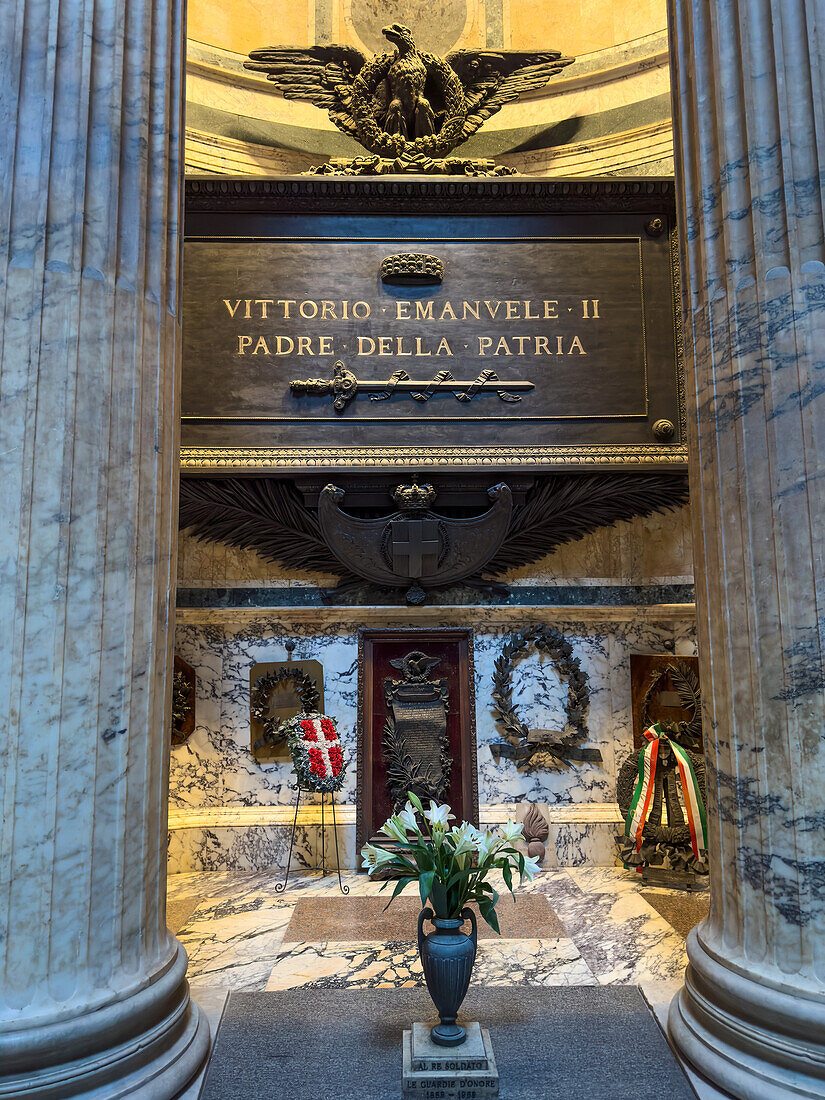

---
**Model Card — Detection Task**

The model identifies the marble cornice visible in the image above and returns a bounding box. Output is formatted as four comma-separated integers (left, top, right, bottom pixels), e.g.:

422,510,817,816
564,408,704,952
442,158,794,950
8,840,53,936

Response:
174,602,696,626
167,802,624,829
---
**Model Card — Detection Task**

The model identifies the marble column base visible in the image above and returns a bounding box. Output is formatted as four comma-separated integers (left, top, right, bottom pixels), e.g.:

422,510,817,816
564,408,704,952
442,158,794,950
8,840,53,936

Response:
669,928,825,1100
0,945,210,1099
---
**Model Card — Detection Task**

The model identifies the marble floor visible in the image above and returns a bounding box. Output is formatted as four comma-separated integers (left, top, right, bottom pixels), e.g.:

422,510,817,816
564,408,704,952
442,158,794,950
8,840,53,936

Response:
170,865,727,1098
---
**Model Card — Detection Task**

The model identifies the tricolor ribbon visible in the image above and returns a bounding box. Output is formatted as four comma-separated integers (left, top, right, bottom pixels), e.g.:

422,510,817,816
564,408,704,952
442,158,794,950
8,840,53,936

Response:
624,723,708,863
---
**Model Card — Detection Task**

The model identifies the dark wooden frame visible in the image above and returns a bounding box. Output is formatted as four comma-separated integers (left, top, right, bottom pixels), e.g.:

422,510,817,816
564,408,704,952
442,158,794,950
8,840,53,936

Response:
356,627,479,857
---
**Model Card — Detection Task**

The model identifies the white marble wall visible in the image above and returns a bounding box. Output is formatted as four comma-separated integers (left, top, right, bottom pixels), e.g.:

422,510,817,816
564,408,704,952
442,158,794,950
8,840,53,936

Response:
169,608,696,871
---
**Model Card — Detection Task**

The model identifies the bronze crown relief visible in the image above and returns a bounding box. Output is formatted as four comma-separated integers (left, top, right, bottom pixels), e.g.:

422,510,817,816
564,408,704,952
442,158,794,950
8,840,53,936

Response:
244,23,574,175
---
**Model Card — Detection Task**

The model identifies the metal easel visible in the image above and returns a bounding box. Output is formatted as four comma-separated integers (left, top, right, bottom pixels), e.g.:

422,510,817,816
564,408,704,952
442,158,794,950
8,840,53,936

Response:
275,781,349,894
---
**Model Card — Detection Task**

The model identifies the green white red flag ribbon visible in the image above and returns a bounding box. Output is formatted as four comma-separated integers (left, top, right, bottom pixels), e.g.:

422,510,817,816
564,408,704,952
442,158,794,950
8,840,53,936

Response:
624,723,708,861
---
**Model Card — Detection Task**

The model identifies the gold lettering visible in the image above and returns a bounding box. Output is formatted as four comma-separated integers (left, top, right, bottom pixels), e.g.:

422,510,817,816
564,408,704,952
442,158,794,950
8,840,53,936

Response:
396,301,411,320
543,300,558,319
440,301,457,321
415,337,431,356
299,300,317,319
581,299,600,319
252,336,270,355
352,300,370,319
535,336,552,355
237,335,252,354
556,335,564,354
512,335,529,355
254,299,274,318
244,299,252,319
377,336,392,354
341,300,349,319
435,337,453,356
318,335,333,355
277,299,296,318
478,337,492,355
505,300,519,320
396,336,412,356
297,336,312,354
224,299,242,318
569,335,586,355
415,301,434,321
358,336,375,355
320,301,337,320
463,301,480,321
484,301,501,319
524,300,539,320
276,335,294,354
494,336,511,355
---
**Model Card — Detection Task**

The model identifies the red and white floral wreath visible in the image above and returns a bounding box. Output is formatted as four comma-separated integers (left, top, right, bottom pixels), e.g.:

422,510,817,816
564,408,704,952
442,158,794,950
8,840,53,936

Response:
285,712,347,793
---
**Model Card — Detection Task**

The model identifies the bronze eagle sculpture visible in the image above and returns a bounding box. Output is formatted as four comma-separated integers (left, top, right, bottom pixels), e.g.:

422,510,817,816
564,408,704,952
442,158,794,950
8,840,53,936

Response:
244,23,574,164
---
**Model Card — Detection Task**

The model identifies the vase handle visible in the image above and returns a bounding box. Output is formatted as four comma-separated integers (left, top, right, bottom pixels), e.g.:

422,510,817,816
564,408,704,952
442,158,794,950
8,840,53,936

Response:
418,906,434,955
460,906,478,951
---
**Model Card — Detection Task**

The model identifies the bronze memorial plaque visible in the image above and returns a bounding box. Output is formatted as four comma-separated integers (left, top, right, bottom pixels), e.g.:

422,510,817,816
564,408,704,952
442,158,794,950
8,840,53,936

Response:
181,178,685,473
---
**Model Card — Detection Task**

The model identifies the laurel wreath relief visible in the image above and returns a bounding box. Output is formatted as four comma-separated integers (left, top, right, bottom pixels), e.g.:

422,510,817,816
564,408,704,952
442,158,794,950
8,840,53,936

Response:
490,625,596,771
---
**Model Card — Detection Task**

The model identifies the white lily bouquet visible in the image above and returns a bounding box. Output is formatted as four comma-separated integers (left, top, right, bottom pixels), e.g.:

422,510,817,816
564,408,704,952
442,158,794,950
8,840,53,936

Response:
361,791,541,931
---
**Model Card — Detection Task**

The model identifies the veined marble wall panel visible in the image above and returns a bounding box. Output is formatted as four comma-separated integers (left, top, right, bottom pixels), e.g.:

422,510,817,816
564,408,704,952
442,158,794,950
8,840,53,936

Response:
168,608,696,870
177,502,694,590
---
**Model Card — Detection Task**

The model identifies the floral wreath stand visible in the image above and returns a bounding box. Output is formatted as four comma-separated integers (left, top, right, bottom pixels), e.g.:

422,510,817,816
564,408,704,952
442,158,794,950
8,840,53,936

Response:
276,712,349,896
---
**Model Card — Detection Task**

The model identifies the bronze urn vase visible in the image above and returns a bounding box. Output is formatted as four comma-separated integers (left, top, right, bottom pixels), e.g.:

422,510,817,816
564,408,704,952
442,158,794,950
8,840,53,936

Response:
417,906,478,1046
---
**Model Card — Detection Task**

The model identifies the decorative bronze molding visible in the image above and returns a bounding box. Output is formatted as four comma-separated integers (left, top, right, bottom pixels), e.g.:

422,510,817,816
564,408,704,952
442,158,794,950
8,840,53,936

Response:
180,444,688,472
185,176,678,217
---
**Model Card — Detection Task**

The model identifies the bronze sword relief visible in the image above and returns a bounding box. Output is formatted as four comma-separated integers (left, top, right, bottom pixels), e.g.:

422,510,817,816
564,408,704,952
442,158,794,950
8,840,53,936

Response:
290,360,535,414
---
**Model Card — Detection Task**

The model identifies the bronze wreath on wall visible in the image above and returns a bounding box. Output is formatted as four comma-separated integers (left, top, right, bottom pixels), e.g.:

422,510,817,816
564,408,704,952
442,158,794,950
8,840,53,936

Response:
640,659,702,753
251,668,321,750
490,625,601,771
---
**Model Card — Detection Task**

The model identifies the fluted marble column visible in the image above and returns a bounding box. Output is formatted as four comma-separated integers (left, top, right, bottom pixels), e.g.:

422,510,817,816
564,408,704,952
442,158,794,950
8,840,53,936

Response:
667,2,825,1097
0,0,208,1096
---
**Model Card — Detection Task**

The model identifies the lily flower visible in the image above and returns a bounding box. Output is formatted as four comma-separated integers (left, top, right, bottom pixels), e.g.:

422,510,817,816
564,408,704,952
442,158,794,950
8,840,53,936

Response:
448,821,478,856
422,801,455,829
499,818,524,845
520,853,542,882
360,842,396,874
397,801,420,833
379,815,410,844
475,830,502,863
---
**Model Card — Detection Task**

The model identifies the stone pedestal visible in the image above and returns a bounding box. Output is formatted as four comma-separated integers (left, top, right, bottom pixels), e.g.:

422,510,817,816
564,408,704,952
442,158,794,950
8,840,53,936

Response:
0,0,208,1095
668,2,825,1097
403,1023,499,1100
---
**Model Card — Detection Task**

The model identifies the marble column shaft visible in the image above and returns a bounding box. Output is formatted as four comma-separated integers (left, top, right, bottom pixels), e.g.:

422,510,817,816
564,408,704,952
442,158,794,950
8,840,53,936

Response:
0,0,208,1095
668,1,825,1097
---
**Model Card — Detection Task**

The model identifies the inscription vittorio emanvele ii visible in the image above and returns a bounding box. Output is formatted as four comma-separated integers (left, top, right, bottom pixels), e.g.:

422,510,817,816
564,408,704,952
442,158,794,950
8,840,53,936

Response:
227,295,593,361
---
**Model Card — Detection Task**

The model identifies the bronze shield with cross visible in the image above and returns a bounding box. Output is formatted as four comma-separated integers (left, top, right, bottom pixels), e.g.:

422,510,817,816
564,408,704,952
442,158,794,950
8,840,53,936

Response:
390,517,440,578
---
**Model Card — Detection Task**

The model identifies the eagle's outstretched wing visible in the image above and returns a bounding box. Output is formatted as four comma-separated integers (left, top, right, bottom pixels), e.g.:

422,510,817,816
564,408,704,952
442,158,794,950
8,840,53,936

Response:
445,49,574,142
244,44,374,141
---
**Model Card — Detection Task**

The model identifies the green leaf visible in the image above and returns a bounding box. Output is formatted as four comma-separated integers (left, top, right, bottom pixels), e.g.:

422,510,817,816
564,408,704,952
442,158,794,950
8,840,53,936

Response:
502,861,513,894
430,876,449,917
383,876,414,912
419,870,435,907
478,900,500,935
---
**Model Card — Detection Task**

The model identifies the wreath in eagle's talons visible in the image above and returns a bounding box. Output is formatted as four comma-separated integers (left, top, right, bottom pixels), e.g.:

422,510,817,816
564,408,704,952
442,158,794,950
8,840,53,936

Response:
490,625,600,771
251,668,321,750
